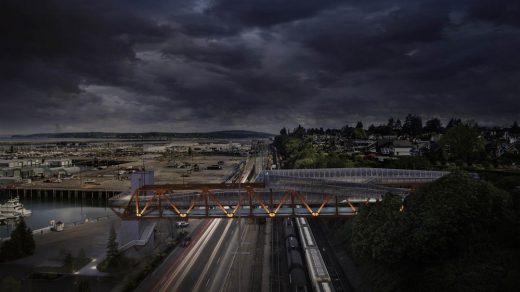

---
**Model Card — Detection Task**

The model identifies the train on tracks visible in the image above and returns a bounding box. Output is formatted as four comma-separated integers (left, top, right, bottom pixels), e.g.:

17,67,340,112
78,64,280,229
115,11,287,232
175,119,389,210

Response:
283,217,335,292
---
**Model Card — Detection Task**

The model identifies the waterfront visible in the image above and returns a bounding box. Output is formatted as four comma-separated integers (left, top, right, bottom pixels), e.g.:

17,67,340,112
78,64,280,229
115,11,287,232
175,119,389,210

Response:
0,198,113,238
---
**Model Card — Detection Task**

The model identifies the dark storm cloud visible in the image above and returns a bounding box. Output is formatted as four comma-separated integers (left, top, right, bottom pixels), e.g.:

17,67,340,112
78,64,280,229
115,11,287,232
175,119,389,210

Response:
207,0,343,27
0,0,519,134
161,37,262,69
0,0,173,132
0,0,170,89
469,0,520,27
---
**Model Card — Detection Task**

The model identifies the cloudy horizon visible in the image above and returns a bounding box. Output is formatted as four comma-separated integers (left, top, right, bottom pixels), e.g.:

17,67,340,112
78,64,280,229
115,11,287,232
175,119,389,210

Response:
1,0,519,135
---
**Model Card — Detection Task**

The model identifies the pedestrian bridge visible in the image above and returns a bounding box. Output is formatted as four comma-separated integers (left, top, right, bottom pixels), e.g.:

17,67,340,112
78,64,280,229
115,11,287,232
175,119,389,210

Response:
110,168,452,219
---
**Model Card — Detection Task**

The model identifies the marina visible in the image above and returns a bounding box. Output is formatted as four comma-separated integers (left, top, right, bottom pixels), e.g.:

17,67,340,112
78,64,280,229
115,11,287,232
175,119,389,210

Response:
0,187,122,201
0,196,114,238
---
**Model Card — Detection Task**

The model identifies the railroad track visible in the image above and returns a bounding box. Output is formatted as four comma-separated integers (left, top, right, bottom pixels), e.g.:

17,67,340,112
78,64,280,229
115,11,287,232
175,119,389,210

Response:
308,219,354,292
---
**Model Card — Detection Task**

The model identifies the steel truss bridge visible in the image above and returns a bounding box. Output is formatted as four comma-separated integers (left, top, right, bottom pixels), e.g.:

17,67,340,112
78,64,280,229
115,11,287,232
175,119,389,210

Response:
110,168,451,219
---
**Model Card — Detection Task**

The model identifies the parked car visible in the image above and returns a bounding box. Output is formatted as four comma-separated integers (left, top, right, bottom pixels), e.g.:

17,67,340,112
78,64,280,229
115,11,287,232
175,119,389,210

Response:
176,221,189,228
182,236,191,247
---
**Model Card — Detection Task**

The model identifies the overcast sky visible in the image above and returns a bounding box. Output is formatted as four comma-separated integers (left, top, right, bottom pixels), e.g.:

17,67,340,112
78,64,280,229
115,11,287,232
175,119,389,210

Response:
1,0,519,134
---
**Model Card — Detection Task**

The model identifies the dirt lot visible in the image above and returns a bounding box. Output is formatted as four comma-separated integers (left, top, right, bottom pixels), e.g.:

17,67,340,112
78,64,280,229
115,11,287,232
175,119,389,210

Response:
150,154,245,184
19,153,246,191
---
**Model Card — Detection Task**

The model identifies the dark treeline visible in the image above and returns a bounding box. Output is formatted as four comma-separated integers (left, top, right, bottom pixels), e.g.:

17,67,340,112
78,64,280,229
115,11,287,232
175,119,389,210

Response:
275,115,520,169
280,115,520,138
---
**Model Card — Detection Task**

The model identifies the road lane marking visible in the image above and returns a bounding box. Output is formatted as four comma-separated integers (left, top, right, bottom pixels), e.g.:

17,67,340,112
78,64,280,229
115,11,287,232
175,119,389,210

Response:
169,219,221,291
160,219,220,292
193,219,233,291
153,220,212,290
219,222,250,292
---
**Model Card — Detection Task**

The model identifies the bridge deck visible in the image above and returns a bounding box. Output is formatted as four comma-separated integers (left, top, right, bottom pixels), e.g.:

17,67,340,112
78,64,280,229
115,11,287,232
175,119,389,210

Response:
110,167,453,219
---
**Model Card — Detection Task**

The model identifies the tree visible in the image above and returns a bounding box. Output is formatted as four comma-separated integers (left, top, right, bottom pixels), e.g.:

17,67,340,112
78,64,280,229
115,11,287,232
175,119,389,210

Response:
440,123,485,164
0,277,22,292
0,218,35,261
19,219,35,255
387,117,395,129
106,224,119,262
511,121,520,134
77,279,92,292
423,118,442,134
384,156,432,170
0,240,22,261
341,124,353,137
64,252,74,272
352,193,408,264
349,172,514,291
446,118,462,129
404,172,510,262
352,127,366,139
352,172,511,263
279,127,288,136
395,118,402,131
355,121,364,129
293,125,306,137
401,114,423,137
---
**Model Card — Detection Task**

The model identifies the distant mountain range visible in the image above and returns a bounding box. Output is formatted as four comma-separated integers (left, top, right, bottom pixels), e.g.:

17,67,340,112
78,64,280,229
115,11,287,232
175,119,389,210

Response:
11,130,274,140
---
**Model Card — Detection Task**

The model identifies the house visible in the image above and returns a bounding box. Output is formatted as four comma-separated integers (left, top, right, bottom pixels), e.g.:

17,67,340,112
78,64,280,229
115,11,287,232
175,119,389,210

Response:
496,143,519,157
415,141,431,156
393,141,414,156
44,159,72,168
376,140,414,156
377,140,394,155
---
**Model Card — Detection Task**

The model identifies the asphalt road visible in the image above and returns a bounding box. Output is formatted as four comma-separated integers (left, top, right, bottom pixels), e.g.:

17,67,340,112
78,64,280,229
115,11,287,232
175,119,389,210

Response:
138,217,266,292
205,218,265,292
8,217,120,270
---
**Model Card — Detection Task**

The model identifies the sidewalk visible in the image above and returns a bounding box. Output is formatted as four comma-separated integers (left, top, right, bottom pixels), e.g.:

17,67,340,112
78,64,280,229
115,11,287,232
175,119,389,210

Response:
76,254,109,277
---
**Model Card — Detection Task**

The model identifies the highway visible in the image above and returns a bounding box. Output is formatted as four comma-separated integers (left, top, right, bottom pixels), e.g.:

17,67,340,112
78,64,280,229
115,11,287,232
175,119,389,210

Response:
137,151,268,291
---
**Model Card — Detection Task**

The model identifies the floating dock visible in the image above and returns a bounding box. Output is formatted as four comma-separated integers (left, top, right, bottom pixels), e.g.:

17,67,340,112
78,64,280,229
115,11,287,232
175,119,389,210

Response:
0,187,124,201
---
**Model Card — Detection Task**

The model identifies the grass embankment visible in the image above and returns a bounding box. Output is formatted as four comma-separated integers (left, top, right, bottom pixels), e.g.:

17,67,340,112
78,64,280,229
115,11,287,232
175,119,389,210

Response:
97,237,182,292
29,253,92,282
36,257,92,274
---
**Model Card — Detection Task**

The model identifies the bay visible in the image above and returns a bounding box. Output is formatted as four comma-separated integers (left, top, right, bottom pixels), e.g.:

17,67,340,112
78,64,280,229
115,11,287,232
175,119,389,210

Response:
0,198,114,238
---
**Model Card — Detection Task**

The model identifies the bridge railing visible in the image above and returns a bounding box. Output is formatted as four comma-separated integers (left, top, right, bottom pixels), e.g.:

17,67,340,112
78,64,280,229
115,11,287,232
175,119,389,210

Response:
258,167,451,182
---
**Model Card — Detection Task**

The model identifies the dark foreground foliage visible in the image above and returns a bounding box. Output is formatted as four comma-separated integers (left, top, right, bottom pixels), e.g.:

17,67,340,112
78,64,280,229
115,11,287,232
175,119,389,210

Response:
0,218,36,262
348,172,520,291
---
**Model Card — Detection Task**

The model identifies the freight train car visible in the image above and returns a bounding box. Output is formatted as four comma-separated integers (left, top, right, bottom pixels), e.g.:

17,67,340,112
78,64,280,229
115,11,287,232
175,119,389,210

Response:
295,217,335,292
283,218,310,292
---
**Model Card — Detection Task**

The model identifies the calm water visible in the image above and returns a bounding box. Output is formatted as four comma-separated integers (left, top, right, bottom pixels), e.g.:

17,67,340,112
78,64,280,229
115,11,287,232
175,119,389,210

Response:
0,198,114,238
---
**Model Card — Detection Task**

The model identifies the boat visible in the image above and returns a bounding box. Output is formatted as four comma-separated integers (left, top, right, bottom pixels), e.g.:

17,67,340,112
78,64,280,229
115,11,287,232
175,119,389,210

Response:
0,196,32,217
